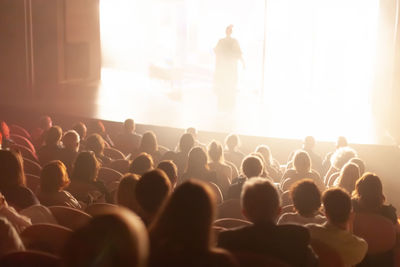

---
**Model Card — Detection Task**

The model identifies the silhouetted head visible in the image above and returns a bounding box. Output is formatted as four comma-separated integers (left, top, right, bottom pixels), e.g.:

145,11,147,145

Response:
63,130,80,152
150,180,216,251
338,162,360,194
349,157,365,176
353,173,385,211
157,160,178,188
71,151,100,182
185,127,197,139
293,150,311,173
179,133,195,153
256,145,273,166
129,153,154,175
290,179,321,217
124,119,135,134
241,155,263,178
303,136,316,150
117,173,140,213
241,178,280,223
45,126,62,146
0,150,25,189
187,147,208,173
208,140,224,163
225,24,233,37
88,120,106,135
331,147,357,170
63,208,149,267
136,170,171,224
323,188,351,225
336,136,348,149
85,134,105,156
139,131,158,154
40,160,70,193
72,122,87,141
39,115,53,131
225,134,240,151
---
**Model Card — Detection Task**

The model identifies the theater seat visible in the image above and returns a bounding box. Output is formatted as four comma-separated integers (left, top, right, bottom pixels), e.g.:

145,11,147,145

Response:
214,218,252,229
310,239,344,267
233,251,291,267
103,147,125,160
0,250,60,267
49,206,92,230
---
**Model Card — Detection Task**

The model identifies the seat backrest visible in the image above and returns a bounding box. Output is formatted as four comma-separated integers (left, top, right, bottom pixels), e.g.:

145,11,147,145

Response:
280,190,292,207
103,147,125,160
214,218,252,229
85,203,120,217
98,167,123,188
23,157,42,176
0,250,60,267
206,182,223,205
233,251,291,267
10,144,39,163
48,206,92,230
310,239,345,267
217,199,245,220
19,204,58,225
10,134,36,154
353,212,397,254
20,223,72,255
281,204,295,214
108,159,130,174
25,174,40,194
10,124,32,140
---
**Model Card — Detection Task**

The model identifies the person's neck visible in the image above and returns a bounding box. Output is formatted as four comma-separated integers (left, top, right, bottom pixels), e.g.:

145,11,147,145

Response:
329,221,348,231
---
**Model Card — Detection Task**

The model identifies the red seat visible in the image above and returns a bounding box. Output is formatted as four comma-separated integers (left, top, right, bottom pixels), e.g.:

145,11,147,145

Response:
217,199,245,220
23,157,42,176
0,250,60,267
48,206,92,230
9,124,32,140
10,134,36,154
214,218,252,229
10,144,39,163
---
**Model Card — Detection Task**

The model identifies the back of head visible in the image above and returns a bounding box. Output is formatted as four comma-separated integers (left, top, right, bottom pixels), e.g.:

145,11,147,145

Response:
124,119,135,133
72,122,87,140
185,127,197,138
85,134,105,155
0,150,25,189
208,140,223,163
157,160,178,187
150,180,216,251
349,157,365,176
241,155,263,178
179,133,195,153
140,131,157,153
187,147,208,172
331,147,357,170
338,162,360,194
63,208,149,267
88,120,105,135
39,115,52,130
62,130,80,151
290,179,321,217
293,150,311,173
71,151,99,182
322,188,351,225
353,173,384,210
336,136,348,148
303,136,316,150
135,170,171,220
129,153,154,175
117,173,140,213
225,134,239,151
45,126,62,146
241,178,280,223
256,145,272,166
40,160,69,193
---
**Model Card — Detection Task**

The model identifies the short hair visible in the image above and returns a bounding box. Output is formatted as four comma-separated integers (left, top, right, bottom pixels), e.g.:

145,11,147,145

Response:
63,208,149,267
124,119,135,132
322,188,351,224
157,160,178,187
290,179,321,216
62,130,80,150
208,140,223,163
129,153,154,175
45,126,62,145
71,151,100,182
178,133,194,153
85,133,105,155
353,173,384,210
241,178,280,223
135,170,171,216
40,160,70,193
117,174,140,213
72,122,87,140
337,136,348,148
293,150,311,173
331,147,357,170
241,155,263,178
225,134,239,150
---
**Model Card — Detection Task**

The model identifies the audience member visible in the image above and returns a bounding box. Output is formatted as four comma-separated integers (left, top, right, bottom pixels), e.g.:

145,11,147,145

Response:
336,162,360,193
278,179,326,225
255,145,282,182
59,130,80,174
114,118,142,156
288,136,323,176
117,173,140,214
181,147,217,185
157,160,178,188
87,120,114,147
138,131,162,164
135,169,171,225
0,217,25,257
67,151,112,204
174,133,195,178
149,180,237,267
352,173,398,224
349,157,365,176
37,125,63,166
0,120,11,149
224,134,245,169
208,140,232,197
0,192,31,233
281,150,325,192
324,146,357,185
72,122,87,148
0,150,39,210
227,155,264,200
31,115,52,148
85,133,112,165
129,153,154,175
186,127,206,150
38,160,81,209
63,208,149,267
322,136,348,175
307,188,368,266
218,178,318,267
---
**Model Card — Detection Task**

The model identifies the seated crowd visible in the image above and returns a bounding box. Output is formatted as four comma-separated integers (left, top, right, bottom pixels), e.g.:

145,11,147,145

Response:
0,116,399,267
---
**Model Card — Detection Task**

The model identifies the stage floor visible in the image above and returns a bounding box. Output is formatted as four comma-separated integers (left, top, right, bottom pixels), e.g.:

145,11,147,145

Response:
95,68,385,145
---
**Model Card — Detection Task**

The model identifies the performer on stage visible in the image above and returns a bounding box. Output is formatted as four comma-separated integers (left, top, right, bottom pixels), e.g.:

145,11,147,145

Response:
214,25,244,110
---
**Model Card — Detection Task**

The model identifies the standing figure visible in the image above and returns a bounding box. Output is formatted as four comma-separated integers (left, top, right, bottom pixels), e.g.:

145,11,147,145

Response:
214,25,244,110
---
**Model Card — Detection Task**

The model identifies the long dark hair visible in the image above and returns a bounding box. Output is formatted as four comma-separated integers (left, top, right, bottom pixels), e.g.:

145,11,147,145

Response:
0,150,25,189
